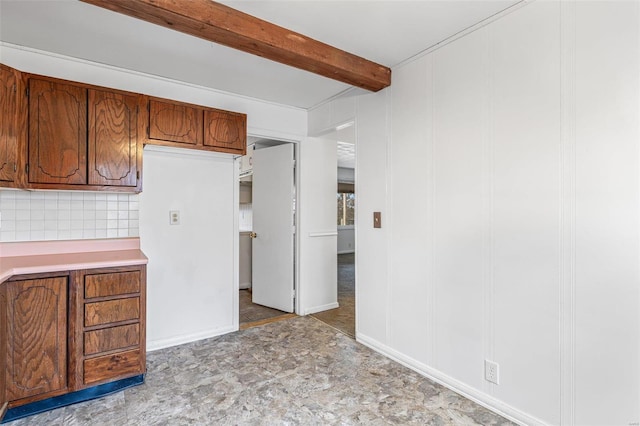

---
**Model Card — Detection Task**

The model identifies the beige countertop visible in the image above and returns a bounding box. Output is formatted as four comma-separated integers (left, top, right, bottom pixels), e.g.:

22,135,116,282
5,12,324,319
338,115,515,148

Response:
0,237,148,283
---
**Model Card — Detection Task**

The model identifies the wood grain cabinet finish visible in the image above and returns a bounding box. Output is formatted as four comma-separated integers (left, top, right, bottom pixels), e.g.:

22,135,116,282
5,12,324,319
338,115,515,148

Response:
83,349,143,386
84,270,140,298
204,110,246,154
28,78,87,185
0,63,247,193
5,277,68,404
148,99,203,145
0,265,146,412
0,65,18,183
84,298,140,327
16,68,142,192
88,90,140,187
143,97,247,155
84,324,140,356
72,266,146,388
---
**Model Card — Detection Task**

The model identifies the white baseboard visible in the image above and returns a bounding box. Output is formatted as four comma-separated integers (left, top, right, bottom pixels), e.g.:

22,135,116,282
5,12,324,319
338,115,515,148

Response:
303,302,339,315
356,333,549,426
147,325,237,352
337,250,355,254
239,282,251,290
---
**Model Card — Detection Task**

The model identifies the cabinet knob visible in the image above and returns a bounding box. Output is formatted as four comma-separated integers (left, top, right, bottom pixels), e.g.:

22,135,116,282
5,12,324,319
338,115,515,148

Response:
249,232,257,239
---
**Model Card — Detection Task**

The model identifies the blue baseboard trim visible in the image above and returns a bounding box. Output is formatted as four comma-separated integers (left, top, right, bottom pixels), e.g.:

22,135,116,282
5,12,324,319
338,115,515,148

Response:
1,375,144,423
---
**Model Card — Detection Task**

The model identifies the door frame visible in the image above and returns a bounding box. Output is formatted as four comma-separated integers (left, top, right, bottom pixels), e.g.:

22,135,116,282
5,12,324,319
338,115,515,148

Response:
234,135,302,329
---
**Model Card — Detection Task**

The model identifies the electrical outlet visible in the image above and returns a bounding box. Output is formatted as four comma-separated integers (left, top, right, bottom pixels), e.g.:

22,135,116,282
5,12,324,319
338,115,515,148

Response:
485,360,499,385
169,210,180,225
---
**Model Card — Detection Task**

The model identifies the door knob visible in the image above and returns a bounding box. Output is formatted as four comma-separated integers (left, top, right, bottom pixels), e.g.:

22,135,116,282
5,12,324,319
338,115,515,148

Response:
249,232,257,239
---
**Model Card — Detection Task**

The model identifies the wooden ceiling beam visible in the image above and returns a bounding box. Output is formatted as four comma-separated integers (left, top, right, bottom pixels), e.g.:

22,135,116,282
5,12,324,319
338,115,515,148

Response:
80,0,391,92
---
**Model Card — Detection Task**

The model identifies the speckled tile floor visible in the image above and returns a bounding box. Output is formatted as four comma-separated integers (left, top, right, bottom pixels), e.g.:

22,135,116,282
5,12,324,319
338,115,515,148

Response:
9,317,516,425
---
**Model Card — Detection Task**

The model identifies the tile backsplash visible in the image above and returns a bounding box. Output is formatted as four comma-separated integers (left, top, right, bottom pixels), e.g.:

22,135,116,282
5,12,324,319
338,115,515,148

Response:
0,190,139,242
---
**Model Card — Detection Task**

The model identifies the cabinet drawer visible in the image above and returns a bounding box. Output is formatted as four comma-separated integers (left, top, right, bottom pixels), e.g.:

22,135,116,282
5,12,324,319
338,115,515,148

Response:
83,349,143,385
85,271,140,298
84,297,139,327
84,323,140,356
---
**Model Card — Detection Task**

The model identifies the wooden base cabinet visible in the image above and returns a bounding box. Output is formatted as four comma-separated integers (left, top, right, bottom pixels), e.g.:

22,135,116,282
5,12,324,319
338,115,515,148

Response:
5,276,68,406
1,265,146,415
70,266,146,388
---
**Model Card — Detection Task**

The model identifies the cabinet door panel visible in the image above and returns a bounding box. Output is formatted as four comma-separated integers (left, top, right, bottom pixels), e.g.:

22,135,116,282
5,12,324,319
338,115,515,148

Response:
203,110,246,153
148,99,202,145
6,277,67,401
89,90,138,187
28,79,87,184
0,66,17,183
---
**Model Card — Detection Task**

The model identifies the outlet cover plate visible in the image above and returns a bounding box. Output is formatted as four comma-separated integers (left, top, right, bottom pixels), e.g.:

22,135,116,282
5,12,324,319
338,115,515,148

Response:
485,360,499,385
169,210,180,225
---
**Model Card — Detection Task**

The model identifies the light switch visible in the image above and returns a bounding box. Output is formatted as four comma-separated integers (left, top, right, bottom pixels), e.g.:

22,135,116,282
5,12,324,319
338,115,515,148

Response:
169,210,180,225
373,212,381,228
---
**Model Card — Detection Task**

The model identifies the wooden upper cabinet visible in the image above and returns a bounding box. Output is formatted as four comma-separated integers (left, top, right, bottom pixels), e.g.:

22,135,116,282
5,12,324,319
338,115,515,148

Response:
204,110,246,154
0,63,247,193
23,74,141,192
148,99,202,145
28,78,87,185
144,97,246,155
88,90,140,187
0,65,18,183
5,277,68,402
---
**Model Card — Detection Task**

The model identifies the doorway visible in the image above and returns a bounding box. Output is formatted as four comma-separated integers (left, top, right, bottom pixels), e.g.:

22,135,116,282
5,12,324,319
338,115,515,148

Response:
310,122,356,338
238,139,298,329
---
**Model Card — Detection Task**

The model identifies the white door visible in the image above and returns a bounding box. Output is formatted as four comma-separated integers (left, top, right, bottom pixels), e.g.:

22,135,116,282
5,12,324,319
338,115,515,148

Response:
252,143,295,312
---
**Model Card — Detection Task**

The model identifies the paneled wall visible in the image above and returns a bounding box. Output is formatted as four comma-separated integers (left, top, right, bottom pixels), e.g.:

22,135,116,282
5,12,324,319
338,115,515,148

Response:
312,1,640,425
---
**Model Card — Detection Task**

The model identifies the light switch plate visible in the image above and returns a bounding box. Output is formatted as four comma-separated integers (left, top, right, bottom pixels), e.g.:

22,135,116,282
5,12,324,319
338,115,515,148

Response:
169,210,180,225
373,212,381,228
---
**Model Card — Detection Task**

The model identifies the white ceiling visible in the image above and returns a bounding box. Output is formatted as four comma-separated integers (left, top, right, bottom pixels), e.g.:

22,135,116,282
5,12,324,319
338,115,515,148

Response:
0,0,520,110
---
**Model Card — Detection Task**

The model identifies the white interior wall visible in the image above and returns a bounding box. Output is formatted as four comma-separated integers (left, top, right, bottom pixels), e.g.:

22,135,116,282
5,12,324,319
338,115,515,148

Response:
310,1,639,425
337,227,354,254
140,146,237,350
353,90,390,345
298,135,338,315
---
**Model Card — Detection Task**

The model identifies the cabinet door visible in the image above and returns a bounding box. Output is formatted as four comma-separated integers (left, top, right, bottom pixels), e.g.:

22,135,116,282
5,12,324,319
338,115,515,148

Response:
5,277,67,402
148,99,202,145
88,90,139,187
0,65,18,183
28,78,87,185
203,110,246,154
